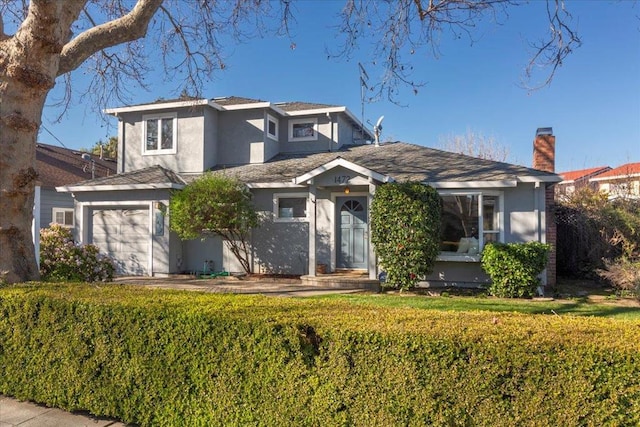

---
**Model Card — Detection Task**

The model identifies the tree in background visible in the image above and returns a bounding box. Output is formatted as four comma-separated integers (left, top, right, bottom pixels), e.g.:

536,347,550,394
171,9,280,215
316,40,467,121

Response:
84,136,117,160
556,187,640,297
0,1,585,282
371,182,442,290
169,174,259,275
438,130,512,163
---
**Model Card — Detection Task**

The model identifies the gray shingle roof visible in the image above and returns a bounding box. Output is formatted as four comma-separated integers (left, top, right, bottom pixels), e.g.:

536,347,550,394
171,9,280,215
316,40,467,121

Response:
36,143,116,188
274,101,339,112
213,96,266,106
69,165,186,187
208,142,560,184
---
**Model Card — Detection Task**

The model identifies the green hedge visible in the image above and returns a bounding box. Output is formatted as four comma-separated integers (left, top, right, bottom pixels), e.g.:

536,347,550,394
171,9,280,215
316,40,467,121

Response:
1,284,639,426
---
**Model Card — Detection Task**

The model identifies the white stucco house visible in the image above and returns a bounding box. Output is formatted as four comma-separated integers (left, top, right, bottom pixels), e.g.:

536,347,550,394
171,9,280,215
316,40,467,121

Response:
58,96,561,287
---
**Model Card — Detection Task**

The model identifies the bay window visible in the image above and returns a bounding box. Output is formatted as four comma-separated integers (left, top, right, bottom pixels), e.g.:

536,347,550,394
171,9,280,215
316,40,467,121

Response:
439,191,503,258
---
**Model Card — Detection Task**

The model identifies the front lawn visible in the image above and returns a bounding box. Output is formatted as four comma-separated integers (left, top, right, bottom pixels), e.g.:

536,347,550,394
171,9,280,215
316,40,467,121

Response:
312,293,640,320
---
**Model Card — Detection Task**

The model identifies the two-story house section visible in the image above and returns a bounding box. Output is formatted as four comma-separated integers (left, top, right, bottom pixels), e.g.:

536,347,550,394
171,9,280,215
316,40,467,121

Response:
59,98,561,291
105,96,372,177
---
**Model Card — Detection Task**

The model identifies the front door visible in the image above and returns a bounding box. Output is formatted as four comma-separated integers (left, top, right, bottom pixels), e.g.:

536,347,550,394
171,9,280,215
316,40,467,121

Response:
337,197,368,269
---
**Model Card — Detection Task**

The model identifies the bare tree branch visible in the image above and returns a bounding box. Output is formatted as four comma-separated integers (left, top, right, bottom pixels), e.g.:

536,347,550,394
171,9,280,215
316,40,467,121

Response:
331,0,514,104
523,0,581,90
57,0,163,76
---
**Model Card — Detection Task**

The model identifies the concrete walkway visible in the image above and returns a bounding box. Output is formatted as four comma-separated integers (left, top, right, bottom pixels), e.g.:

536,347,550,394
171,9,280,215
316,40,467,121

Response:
0,396,126,427
2,275,372,426
112,275,372,296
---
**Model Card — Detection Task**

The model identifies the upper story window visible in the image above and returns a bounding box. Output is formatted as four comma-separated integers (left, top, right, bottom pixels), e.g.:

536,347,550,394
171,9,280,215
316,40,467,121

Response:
288,118,318,142
267,114,279,141
52,208,74,227
439,191,503,260
143,113,177,154
273,193,308,222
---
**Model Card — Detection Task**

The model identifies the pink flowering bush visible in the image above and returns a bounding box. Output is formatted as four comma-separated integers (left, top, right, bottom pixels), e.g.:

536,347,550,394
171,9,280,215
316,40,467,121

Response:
39,224,115,282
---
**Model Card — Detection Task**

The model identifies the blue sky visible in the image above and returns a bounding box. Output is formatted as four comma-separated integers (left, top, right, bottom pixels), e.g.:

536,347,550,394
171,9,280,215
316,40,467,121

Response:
39,0,639,173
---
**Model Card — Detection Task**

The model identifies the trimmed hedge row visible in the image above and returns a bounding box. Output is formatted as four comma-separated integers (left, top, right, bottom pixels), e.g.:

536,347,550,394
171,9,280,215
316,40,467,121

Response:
1,283,639,426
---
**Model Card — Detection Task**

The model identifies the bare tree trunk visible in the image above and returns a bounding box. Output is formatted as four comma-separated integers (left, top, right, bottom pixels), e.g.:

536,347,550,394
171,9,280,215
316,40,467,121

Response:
0,2,84,283
0,88,44,283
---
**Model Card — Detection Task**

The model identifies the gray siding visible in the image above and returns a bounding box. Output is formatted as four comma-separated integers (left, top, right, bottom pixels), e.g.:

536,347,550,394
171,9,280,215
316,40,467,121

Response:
40,188,74,228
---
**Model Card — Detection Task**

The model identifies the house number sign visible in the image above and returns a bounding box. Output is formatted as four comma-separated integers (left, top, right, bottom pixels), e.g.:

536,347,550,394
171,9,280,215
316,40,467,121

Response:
334,175,351,184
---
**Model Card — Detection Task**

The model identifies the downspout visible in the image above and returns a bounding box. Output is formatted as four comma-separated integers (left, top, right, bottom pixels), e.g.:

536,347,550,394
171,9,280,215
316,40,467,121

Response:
534,181,541,242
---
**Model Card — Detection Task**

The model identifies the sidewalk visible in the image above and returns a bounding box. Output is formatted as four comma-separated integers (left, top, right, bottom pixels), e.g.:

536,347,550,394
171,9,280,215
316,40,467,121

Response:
0,396,127,427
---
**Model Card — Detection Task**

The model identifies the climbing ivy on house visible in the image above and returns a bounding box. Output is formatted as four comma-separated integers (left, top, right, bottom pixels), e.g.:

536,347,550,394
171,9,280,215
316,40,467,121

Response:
371,182,442,290
170,173,259,274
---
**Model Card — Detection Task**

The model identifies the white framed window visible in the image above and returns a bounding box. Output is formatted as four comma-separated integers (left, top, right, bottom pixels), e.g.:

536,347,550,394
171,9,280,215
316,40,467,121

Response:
288,118,318,142
52,208,74,227
438,191,503,259
142,113,177,154
273,193,308,222
266,114,279,141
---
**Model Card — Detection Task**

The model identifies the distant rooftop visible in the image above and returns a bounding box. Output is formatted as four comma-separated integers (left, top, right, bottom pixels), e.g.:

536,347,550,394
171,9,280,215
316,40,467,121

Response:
591,162,640,181
36,143,116,188
558,166,611,183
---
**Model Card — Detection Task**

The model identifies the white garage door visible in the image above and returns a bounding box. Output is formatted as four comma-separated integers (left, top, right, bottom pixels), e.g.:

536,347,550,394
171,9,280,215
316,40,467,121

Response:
92,208,149,275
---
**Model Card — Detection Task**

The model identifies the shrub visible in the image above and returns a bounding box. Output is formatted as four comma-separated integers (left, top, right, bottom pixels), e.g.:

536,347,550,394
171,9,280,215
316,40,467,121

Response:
0,284,638,426
370,182,441,290
597,259,640,300
481,242,550,298
556,188,640,278
39,224,115,282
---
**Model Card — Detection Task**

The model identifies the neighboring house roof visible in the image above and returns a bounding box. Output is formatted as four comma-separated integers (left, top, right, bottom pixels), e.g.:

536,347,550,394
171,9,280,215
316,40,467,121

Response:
558,166,611,183
57,165,186,192
590,162,640,181
36,143,116,188
207,142,560,186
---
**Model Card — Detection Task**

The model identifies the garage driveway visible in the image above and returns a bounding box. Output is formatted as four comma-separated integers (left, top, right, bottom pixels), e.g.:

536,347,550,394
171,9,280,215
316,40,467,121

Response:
113,275,368,297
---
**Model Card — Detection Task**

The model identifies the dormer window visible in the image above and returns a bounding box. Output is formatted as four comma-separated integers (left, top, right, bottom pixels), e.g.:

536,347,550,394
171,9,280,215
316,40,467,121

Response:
143,113,177,154
267,114,279,141
289,118,318,142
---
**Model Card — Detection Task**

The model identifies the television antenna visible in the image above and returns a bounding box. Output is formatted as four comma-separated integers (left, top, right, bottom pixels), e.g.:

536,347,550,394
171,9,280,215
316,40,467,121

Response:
358,62,369,142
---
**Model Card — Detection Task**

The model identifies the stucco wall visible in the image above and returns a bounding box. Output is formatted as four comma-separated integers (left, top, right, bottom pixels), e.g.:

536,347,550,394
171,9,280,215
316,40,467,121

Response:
118,107,206,174
217,110,265,165
279,115,334,154
250,188,310,275
202,107,219,170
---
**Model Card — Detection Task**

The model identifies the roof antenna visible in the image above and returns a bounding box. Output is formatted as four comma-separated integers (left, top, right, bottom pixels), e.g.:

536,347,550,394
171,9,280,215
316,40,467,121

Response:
374,116,384,147
358,62,369,143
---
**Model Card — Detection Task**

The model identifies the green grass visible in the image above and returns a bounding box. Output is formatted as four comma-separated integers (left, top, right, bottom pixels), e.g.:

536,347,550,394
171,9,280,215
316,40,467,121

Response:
311,293,640,320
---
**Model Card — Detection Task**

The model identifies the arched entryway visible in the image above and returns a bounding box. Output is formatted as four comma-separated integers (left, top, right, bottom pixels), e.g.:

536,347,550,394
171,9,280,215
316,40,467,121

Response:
336,196,368,269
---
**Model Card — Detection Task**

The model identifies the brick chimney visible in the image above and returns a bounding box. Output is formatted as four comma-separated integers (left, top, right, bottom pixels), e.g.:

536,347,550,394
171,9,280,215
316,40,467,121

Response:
533,127,555,172
533,127,557,289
